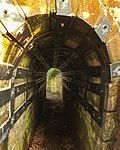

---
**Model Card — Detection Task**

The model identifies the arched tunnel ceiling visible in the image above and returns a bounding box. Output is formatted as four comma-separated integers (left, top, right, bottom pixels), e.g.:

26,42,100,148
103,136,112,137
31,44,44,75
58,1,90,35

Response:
27,15,110,76
0,0,120,127
1,1,120,147
0,0,120,66
22,14,110,126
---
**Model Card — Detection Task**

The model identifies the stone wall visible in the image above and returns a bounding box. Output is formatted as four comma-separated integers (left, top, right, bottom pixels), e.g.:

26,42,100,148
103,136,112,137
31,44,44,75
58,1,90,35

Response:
0,1,120,150
68,1,120,149
68,94,102,150
69,79,120,150
0,61,38,150
0,100,37,150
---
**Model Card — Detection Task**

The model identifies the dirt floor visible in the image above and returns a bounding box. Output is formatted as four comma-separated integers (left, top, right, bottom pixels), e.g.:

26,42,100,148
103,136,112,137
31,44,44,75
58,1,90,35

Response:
29,99,80,150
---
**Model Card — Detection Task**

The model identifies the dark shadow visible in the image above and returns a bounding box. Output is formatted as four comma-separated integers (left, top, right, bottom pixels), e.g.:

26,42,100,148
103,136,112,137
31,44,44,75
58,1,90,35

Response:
29,99,80,150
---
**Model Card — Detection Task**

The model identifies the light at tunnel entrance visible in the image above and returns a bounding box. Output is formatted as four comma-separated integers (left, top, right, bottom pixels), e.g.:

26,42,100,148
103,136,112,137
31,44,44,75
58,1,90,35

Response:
46,68,63,101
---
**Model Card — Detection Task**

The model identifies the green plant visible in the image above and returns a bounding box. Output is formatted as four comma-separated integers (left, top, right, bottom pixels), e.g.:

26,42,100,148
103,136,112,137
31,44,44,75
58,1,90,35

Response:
47,68,61,79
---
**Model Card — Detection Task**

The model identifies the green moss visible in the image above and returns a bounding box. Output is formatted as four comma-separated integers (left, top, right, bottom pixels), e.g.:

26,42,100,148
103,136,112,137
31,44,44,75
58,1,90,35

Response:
47,68,61,79
19,54,31,67
46,68,62,100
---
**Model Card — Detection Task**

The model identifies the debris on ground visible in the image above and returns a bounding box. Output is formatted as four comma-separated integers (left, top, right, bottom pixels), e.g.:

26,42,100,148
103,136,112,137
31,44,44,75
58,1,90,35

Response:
29,100,80,150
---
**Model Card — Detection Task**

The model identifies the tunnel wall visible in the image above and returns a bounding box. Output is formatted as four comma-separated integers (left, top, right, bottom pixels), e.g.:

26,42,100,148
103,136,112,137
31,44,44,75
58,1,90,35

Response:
69,93,118,150
0,101,36,150
68,0,120,149
0,1,54,149
70,98,102,150
0,0,120,150
0,60,37,150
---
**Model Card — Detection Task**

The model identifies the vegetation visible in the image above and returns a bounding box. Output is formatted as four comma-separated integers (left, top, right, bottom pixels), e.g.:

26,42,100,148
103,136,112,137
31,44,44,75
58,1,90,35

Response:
46,68,63,100
47,68,61,79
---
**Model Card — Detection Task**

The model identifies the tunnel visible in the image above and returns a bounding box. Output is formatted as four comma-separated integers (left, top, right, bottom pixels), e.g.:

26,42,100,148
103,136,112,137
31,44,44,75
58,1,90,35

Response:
0,0,120,150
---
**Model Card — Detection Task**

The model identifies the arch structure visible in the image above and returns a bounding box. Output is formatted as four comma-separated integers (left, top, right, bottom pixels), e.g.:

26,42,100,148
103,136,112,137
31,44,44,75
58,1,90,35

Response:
0,0,120,149
46,68,63,100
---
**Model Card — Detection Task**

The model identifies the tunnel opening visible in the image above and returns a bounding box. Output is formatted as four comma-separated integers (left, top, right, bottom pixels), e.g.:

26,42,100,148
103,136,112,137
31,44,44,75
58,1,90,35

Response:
29,69,81,149
1,0,119,148
46,68,63,101
29,13,110,127
0,15,110,147
26,14,110,149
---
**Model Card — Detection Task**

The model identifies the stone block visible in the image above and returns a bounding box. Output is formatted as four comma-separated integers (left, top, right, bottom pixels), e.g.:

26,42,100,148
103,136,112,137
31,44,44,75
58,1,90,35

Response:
104,77,120,111
6,100,36,150
102,112,118,141
107,33,120,62
14,92,26,111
